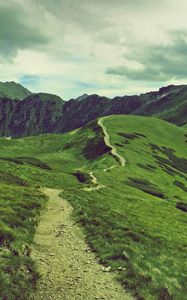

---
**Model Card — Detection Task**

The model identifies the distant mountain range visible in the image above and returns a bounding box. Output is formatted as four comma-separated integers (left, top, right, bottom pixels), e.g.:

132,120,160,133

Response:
0,81,186,137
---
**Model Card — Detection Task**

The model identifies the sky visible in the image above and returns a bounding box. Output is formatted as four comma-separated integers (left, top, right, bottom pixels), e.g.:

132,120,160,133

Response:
0,0,187,100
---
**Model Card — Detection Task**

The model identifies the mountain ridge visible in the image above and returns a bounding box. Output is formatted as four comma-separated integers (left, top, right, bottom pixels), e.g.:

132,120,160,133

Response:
0,82,186,137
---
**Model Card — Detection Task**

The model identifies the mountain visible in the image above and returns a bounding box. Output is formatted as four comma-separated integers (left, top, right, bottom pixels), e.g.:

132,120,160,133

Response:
0,92,65,137
75,93,89,101
0,83,186,137
0,115,186,299
0,81,32,99
134,84,187,125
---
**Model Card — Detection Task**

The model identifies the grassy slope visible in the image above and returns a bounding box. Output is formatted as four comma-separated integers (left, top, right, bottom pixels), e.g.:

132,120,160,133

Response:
0,183,47,299
0,115,186,299
182,123,187,128
61,116,187,299
0,81,32,99
139,85,187,126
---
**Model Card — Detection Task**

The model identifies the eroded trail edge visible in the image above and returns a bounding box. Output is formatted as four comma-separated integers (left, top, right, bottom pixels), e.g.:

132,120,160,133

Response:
98,117,126,167
31,188,132,300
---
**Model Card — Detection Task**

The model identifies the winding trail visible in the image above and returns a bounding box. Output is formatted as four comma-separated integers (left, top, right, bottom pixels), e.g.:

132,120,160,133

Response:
98,117,126,167
89,172,97,184
82,172,105,191
31,188,132,300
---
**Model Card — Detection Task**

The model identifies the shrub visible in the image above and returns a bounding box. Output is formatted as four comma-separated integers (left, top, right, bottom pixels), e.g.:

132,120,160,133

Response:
126,177,166,199
173,180,187,192
176,202,187,212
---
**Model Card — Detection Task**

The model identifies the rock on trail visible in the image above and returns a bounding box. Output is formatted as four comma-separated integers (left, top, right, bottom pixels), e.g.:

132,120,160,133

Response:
31,188,132,300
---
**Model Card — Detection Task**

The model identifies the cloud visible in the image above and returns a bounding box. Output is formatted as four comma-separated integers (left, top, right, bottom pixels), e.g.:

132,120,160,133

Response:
0,2,49,61
106,30,187,81
0,0,187,99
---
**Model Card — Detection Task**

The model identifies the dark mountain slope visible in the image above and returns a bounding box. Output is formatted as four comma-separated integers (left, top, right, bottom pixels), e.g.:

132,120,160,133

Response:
0,83,186,137
59,85,187,132
133,84,187,125
0,93,65,137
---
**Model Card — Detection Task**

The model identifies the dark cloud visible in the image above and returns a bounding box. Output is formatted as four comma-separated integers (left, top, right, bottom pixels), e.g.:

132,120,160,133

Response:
106,31,187,81
37,0,111,33
0,3,49,61
0,0,186,98
38,0,164,12
38,0,165,33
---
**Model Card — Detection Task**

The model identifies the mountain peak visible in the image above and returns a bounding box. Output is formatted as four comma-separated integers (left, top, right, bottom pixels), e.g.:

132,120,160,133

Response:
75,93,89,101
25,92,64,103
0,81,32,100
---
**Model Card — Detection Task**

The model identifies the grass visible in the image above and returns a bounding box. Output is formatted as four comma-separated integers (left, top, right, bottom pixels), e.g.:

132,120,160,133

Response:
0,115,187,299
173,180,187,192
0,183,46,299
59,116,187,299
0,156,52,170
176,202,187,212
126,177,166,199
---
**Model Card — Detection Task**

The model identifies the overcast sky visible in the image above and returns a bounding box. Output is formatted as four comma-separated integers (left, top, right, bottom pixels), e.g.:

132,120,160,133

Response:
0,0,186,99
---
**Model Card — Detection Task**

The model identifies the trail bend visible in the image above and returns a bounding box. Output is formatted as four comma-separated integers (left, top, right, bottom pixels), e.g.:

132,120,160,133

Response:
98,117,126,167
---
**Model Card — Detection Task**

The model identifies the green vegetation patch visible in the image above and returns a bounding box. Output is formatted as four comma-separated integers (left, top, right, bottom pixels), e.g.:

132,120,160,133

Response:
115,143,124,147
126,177,166,199
61,187,180,300
0,156,52,170
118,132,146,140
174,180,187,192
137,163,157,172
0,171,28,186
0,184,47,299
72,171,92,184
149,144,187,174
176,202,187,212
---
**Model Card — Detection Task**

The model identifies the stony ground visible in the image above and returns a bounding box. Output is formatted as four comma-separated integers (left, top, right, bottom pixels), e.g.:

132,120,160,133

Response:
31,188,132,300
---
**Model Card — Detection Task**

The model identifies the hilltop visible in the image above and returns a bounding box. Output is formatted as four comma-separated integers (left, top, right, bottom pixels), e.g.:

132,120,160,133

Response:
0,81,32,99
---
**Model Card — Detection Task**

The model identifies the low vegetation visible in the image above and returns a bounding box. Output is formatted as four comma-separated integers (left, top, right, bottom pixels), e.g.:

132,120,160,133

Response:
0,156,52,170
176,202,187,212
126,177,166,199
60,116,187,299
0,115,186,299
72,171,92,184
0,182,46,299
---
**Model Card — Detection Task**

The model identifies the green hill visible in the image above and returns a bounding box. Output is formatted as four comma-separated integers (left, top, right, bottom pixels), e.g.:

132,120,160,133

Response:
0,115,186,299
0,81,32,99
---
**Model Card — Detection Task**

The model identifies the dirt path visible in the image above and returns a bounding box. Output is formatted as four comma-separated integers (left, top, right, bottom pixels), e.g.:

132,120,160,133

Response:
89,172,97,184
98,117,126,167
31,188,132,300
82,171,105,191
